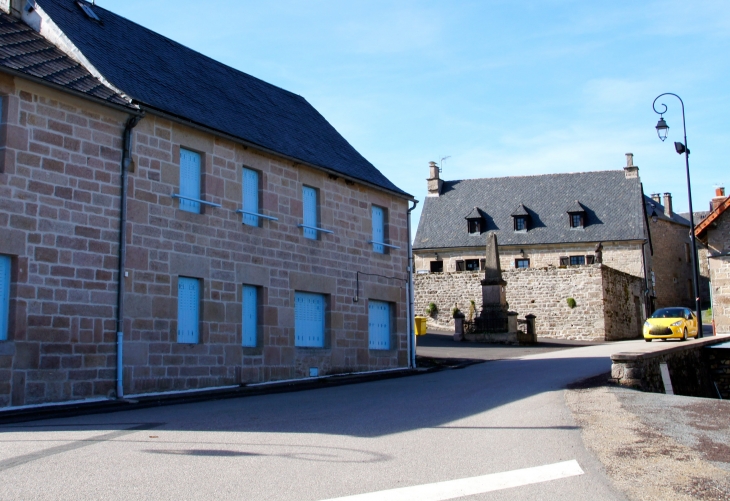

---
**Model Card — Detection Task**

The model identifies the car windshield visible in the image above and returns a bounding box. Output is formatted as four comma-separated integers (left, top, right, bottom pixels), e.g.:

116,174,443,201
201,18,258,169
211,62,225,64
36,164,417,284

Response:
651,308,685,319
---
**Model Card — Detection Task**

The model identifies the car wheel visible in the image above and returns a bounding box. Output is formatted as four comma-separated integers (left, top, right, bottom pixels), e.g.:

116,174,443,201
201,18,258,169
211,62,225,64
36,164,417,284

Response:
645,338,652,342
681,328,687,341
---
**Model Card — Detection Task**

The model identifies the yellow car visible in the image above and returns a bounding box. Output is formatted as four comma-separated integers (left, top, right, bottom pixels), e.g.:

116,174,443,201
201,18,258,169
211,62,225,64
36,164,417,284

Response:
643,307,699,342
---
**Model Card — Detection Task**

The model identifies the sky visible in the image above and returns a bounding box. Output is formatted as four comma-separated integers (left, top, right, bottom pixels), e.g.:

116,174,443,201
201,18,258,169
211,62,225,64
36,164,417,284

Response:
96,0,730,229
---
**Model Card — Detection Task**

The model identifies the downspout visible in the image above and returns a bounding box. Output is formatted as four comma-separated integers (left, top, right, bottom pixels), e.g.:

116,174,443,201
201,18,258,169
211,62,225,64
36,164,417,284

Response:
406,199,419,368
116,113,144,399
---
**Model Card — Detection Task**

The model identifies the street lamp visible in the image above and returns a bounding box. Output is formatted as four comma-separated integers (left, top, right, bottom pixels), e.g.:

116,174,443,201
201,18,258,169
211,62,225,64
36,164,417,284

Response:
652,93,703,337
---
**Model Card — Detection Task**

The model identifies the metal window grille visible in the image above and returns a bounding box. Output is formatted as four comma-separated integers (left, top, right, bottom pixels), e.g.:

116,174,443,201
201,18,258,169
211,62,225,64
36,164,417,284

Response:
368,300,390,350
242,285,257,347
179,149,202,214
295,292,325,347
242,168,259,227
177,277,200,343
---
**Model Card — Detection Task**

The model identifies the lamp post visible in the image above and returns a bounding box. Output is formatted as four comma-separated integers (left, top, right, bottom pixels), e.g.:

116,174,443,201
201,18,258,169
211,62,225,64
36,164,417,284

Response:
652,93,703,337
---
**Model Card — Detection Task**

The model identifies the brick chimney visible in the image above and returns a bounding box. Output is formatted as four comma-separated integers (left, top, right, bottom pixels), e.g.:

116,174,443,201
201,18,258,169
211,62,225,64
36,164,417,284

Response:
427,161,442,197
624,153,639,179
663,193,672,217
711,186,726,211
650,193,661,204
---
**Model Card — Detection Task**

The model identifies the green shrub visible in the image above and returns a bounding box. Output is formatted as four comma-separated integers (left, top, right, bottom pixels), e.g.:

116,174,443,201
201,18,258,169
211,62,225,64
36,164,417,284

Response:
425,302,438,316
566,297,577,309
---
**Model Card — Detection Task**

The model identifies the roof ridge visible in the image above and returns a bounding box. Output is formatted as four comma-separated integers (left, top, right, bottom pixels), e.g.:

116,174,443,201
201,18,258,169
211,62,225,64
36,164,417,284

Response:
445,168,628,184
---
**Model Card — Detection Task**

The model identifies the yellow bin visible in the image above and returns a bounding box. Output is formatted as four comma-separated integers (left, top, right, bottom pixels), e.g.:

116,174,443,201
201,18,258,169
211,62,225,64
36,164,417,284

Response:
414,316,427,336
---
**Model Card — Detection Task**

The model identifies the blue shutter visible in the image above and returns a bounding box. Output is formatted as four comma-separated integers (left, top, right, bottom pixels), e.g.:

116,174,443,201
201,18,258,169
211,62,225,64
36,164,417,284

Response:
242,168,259,227
295,292,324,347
372,206,384,253
242,285,257,347
179,149,201,213
368,300,390,350
177,277,200,343
0,255,10,341
302,186,317,240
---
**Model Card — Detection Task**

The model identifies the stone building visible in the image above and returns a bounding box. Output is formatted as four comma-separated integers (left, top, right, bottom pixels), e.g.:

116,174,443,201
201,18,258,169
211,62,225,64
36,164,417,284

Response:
695,187,730,334
0,1,413,408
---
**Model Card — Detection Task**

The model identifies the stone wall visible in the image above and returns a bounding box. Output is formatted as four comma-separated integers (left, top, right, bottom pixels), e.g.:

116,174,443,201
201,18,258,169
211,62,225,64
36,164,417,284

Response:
705,210,730,334
414,240,646,278
414,264,644,341
0,75,410,407
648,217,695,309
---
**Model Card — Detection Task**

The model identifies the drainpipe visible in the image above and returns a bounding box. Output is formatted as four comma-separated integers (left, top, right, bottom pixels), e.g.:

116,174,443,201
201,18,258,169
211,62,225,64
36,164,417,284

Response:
407,199,419,368
116,113,143,399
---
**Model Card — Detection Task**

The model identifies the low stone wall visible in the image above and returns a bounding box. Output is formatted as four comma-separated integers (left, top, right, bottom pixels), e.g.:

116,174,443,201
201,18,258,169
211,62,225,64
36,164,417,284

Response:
706,344,730,399
610,337,730,397
414,264,644,341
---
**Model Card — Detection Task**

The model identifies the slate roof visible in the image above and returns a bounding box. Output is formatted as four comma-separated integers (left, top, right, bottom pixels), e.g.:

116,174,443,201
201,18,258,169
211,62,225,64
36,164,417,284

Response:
0,11,129,107
644,197,692,227
413,170,646,250
36,0,408,196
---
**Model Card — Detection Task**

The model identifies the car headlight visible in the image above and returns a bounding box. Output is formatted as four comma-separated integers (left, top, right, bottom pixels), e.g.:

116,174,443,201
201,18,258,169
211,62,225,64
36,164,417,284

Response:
671,321,682,327
644,321,651,328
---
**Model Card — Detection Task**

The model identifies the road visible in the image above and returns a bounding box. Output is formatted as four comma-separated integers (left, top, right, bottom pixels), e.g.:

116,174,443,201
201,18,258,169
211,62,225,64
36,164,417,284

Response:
0,341,642,500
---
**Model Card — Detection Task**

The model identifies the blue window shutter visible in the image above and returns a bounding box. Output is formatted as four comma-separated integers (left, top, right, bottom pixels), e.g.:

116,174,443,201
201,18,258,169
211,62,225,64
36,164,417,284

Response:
0,255,10,341
179,149,201,213
242,285,257,347
368,300,390,350
295,292,324,347
177,277,200,343
242,168,259,227
372,206,384,253
302,186,317,240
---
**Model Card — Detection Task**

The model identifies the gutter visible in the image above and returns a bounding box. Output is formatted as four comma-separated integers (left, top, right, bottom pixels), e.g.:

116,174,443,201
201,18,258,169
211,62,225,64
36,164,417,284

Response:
137,104,414,202
407,199,419,367
116,113,144,399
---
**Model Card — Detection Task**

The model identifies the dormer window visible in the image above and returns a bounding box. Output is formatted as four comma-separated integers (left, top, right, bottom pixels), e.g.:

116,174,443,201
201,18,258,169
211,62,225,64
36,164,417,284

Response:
567,200,586,229
465,207,485,235
511,203,530,232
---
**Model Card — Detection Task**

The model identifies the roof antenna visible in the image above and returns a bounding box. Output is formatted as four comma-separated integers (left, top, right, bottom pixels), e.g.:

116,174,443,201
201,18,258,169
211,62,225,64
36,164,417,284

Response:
439,155,450,174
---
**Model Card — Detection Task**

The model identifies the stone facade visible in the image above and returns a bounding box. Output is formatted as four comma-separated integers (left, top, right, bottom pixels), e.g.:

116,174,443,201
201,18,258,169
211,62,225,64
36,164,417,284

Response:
414,240,647,279
0,75,410,407
414,264,644,341
647,217,695,309
703,209,730,334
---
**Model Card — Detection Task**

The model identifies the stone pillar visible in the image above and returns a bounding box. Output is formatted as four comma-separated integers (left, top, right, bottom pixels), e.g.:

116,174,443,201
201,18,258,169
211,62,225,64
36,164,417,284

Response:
453,311,465,342
507,311,518,334
525,314,536,343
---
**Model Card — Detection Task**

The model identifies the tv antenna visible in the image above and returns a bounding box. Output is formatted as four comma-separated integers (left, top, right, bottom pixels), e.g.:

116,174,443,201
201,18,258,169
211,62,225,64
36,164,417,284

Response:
439,155,451,173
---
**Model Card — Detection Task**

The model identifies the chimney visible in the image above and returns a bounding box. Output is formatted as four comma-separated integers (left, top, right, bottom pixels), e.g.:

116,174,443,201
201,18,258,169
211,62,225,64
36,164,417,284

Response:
624,153,639,179
650,193,661,204
663,193,672,217
711,186,726,211
427,161,443,197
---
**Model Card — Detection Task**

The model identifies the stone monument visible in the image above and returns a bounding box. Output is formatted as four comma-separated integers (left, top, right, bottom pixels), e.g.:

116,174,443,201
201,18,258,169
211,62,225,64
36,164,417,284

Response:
480,232,508,323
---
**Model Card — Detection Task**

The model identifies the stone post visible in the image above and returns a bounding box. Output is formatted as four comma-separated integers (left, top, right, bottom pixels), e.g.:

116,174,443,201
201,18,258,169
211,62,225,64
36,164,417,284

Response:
453,311,465,342
507,311,518,334
525,314,537,344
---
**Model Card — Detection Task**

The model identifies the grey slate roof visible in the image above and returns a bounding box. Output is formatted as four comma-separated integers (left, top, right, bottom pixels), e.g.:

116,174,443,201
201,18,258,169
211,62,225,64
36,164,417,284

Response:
414,170,646,250
645,197,693,227
36,0,408,197
0,12,129,107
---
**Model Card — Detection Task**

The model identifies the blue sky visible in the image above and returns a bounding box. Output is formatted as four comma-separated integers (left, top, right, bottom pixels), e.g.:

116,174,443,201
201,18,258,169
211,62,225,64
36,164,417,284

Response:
97,0,729,227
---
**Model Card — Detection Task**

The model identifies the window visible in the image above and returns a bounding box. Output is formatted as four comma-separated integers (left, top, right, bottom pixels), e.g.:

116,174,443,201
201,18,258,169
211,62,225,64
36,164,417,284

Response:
179,148,201,213
295,292,325,347
368,300,391,350
242,168,259,227
514,216,527,231
430,260,443,273
468,219,481,234
302,186,318,240
479,258,486,271
586,255,595,265
0,255,9,341
455,260,465,272
570,213,583,228
372,205,385,253
515,259,530,269
569,255,585,266
177,277,200,343
242,285,257,347
465,259,480,271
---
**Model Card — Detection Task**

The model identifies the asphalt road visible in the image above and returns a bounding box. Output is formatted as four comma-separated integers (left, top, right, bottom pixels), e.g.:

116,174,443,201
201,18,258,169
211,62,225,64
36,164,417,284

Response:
0,341,643,500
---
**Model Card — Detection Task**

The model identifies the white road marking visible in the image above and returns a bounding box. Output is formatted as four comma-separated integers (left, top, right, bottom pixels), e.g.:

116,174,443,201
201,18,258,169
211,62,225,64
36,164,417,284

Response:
319,460,584,501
